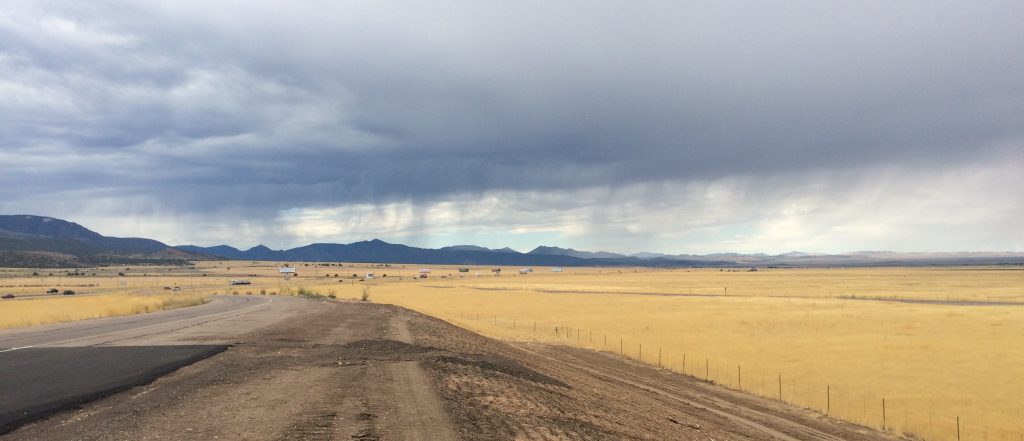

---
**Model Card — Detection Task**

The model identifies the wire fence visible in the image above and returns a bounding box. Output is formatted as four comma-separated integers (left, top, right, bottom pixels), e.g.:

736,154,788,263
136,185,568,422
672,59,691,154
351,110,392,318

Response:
444,311,1024,441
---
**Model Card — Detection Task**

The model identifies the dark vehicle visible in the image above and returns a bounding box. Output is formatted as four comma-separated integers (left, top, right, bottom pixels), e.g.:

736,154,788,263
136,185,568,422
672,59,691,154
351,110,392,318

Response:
62,290,76,295
1,294,14,299
46,288,59,294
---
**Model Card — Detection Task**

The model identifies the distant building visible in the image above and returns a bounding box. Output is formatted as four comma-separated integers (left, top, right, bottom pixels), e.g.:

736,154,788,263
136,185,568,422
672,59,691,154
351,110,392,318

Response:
458,267,470,273
551,267,563,273
366,272,375,279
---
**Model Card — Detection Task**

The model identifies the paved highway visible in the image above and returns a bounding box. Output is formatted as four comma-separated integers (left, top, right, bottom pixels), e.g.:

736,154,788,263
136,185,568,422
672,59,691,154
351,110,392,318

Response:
0,295,309,433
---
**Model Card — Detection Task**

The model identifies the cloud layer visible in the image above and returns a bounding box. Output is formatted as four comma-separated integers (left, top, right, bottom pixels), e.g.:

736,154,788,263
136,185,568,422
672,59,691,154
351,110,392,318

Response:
1,1,1022,252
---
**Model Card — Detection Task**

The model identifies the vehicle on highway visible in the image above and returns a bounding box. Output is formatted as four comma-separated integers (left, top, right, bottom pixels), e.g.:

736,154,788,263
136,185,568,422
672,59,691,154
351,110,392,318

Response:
62,290,76,295
46,288,59,294
1,293,14,299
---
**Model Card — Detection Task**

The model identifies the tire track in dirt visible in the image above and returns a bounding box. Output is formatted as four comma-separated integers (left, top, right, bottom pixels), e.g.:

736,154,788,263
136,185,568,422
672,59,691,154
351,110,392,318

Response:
382,313,458,441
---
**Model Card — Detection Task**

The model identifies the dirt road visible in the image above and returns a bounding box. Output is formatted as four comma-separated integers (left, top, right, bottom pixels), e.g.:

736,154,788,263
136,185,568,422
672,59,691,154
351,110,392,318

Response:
4,299,897,440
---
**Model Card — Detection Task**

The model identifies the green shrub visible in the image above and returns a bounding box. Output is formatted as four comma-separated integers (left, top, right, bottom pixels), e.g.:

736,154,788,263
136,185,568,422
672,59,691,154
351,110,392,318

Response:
297,287,326,299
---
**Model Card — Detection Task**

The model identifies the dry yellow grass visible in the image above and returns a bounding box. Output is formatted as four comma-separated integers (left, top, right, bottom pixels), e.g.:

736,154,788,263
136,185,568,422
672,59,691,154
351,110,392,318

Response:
304,265,1023,441
2,262,1021,441
0,292,209,330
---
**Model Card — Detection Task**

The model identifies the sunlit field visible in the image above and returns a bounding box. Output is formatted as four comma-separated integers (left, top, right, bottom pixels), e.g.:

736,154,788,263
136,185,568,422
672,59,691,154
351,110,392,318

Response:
0,292,209,330
2,262,1022,440
329,265,1023,441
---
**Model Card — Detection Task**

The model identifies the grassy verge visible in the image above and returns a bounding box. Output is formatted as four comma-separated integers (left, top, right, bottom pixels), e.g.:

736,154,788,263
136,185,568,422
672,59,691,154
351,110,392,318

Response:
0,293,210,330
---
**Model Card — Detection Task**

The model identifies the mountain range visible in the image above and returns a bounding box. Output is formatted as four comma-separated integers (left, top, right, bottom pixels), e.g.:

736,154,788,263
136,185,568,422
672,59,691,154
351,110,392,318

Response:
0,215,203,267
177,242,1024,267
174,242,707,267
2,215,1023,268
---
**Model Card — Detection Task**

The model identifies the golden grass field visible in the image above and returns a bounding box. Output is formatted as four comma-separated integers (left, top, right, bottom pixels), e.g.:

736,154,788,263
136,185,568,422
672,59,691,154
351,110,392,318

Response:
339,265,1023,441
1,262,1022,441
0,292,208,330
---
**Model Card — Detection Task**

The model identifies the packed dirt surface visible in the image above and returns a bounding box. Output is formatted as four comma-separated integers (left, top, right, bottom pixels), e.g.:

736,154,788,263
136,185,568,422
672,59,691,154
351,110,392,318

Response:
5,299,897,440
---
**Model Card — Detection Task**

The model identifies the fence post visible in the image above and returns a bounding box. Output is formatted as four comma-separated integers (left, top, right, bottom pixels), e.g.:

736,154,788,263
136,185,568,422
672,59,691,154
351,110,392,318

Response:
738,365,741,390
957,416,960,441
639,343,642,361
705,359,709,381
827,385,830,415
658,348,662,368
620,338,623,356
778,374,783,401
882,398,886,431
682,353,686,374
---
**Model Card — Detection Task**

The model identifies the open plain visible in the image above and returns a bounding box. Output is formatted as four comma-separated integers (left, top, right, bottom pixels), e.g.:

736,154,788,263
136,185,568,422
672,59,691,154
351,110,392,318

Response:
308,264,1024,441
1,290,897,441
1,262,1021,440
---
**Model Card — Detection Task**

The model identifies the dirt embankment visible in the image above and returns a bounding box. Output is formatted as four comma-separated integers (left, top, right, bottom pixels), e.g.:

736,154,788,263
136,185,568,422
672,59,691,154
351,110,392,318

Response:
5,301,897,440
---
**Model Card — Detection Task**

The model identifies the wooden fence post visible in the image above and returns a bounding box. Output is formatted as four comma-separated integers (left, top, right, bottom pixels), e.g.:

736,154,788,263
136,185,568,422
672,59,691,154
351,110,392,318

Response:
882,398,886,431
778,374,783,401
738,365,741,390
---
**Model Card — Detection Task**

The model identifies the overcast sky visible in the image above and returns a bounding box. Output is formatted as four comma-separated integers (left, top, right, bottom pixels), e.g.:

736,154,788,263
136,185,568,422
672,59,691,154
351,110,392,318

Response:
1,1,1022,254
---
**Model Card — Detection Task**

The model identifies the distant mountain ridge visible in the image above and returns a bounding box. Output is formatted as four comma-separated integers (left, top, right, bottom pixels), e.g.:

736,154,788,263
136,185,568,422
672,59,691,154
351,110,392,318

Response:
528,246,627,259
178,239,689,267
178,241,1024,267
0,215,205,267
440,245,519,254
2,215,1022,268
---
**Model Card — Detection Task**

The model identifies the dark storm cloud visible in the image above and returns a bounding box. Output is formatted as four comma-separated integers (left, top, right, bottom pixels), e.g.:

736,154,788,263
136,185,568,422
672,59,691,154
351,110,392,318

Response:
1,1,1023,223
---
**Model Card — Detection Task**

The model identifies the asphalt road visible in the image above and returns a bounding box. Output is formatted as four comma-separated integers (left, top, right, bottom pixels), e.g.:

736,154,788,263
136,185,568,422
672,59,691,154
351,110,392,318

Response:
0,295,307,433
